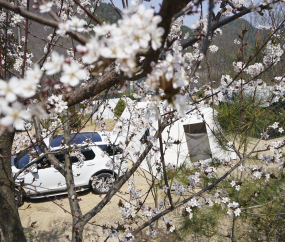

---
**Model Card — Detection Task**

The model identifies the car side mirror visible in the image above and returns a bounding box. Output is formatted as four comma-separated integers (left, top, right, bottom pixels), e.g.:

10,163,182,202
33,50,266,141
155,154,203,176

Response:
31,166,38,173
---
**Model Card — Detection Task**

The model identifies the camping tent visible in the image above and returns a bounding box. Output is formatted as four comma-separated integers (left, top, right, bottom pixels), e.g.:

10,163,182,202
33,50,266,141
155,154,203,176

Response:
113,101,237,176
92,98,120,120
91,98,131,120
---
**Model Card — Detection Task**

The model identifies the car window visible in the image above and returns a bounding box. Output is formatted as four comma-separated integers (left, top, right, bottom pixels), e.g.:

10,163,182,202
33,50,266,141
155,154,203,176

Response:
53,149,95,164
14,147,96,169
82,149,95,160
37,156,51,169
53,153,78,164
54,153,64,162
98,145,122,156
15,147,41,169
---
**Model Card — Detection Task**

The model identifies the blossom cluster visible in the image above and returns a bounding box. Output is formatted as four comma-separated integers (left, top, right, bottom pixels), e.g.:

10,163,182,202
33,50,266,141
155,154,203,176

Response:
43,52,88,87
0,65,46,131
75,3,164,77
263,41,284,66
47,94,68,118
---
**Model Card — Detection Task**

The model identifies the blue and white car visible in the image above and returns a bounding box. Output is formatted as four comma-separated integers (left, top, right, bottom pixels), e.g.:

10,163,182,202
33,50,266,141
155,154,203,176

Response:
11,132,126,206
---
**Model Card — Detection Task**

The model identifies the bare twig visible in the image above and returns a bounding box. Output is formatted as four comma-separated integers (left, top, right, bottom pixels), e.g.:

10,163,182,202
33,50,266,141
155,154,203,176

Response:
0,0,88,44
73,0,102,25
110,0,122,18
158,107,174,208
21,0,29,78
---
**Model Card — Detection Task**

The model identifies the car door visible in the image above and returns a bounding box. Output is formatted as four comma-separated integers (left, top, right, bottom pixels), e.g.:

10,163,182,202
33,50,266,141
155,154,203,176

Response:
72,148,96,187
24,155,66,195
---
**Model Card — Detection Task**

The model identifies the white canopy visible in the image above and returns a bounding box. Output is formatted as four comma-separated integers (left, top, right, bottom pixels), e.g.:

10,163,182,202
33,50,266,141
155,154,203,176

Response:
113,101,237,176
92,98,131,120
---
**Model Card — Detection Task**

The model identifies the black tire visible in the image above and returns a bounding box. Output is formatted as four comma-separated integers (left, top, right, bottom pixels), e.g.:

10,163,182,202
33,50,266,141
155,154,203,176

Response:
90,173,116,194
15,188,24,207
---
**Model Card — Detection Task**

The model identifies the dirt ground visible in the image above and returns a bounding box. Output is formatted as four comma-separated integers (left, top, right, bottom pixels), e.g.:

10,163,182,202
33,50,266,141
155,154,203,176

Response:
19,168,158,242
18,120,158,242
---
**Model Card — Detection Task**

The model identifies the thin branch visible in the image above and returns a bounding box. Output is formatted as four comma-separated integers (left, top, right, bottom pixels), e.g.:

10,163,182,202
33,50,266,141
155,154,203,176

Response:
202,0,214,53
158,108,174,208
132,149,252,235
121,0,126,9
4,9,8,80
33,116,65,175
110,0,122,18
73,0,102,25
182,0,282,50
21,0,29,78
0,0,88,44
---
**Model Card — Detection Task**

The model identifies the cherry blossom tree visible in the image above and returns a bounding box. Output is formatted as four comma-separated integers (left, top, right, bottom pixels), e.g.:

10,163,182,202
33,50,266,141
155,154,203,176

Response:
0,0,284,241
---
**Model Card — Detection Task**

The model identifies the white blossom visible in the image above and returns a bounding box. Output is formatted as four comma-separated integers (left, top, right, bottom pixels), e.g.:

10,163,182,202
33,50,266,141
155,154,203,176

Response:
60,61,88,86
39,1,53,13
43,51,65,75
0,78,20,102
0,102,31,130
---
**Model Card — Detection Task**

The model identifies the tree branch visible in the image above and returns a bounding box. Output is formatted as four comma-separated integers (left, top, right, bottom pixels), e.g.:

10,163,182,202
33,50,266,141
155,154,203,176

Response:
64,69,123,107
73,0,102,25
182,0,282,50
158,109,174,208
0,0,88,44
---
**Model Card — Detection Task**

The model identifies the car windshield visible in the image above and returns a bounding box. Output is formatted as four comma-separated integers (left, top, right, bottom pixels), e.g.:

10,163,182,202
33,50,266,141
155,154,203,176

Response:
14,147,41,169
50,132,102,147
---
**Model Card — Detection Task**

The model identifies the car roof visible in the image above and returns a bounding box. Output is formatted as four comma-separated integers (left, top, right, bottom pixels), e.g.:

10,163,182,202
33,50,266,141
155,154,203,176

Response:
47,132,103,148
13,132,118,169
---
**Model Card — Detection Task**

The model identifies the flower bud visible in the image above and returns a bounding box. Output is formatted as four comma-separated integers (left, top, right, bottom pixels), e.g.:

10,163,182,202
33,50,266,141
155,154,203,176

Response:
44,78,50,84
150,61,156,68
54,84,60,90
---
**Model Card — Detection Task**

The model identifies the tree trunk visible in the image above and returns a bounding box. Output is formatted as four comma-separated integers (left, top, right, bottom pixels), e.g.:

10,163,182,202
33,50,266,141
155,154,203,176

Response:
231,215,237,242
0,131,26,242
63,114,84,242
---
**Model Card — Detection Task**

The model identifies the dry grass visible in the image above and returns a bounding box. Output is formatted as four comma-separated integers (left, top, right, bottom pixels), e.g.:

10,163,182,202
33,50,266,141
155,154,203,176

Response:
80,119,117,132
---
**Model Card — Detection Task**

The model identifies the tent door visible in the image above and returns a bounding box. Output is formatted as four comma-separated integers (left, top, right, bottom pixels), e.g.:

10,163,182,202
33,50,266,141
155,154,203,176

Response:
183,122,212,162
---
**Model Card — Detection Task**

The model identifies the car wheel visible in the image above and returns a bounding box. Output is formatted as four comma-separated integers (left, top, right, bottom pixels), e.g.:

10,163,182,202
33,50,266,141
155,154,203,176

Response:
15,188,24,207
90,173,116,194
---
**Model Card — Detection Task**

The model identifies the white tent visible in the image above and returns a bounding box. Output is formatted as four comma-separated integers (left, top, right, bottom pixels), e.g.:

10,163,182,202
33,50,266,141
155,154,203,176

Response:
113,101,236,176
92,98,131,120
243,85,274,107
92,98,120,120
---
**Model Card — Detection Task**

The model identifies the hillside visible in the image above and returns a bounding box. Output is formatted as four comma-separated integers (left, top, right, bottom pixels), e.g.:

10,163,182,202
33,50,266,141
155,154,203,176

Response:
25,5,273,86
26,3,121,61
196,17,272,86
